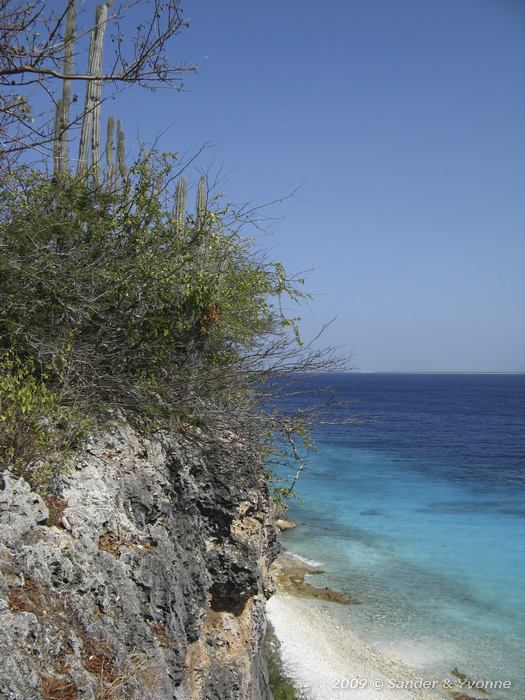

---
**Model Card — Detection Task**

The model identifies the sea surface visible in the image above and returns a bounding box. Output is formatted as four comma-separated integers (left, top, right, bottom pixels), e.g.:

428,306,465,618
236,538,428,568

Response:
275,373,525,699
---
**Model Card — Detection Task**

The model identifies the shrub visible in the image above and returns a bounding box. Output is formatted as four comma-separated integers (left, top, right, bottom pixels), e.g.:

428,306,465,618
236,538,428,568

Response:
0,154,340,491
0,157,308,422
265,625,298,699
0,353,87,489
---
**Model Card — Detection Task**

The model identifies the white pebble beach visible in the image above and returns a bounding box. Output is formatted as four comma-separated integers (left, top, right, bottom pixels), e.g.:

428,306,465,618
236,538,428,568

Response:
267,593,451,700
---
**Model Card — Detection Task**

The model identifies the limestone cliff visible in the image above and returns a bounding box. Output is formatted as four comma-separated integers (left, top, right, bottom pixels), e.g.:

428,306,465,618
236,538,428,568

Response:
0,421,279,699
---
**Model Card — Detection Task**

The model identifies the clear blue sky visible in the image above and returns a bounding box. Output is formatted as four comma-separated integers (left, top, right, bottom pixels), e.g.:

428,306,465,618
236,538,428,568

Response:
115,0,525,372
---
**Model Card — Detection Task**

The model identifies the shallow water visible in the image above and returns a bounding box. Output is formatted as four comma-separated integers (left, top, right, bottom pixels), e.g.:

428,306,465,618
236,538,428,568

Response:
278,374,525,699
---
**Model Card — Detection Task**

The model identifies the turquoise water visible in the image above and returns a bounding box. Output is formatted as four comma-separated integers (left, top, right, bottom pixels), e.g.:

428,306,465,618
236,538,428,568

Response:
278,374,525,699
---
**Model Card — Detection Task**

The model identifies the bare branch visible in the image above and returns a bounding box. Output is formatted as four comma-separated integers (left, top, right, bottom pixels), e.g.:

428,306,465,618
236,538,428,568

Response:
0,0,195,170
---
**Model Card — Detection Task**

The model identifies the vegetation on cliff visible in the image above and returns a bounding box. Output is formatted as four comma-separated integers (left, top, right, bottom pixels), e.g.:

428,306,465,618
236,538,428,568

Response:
0,1,339,492
0,154,319,487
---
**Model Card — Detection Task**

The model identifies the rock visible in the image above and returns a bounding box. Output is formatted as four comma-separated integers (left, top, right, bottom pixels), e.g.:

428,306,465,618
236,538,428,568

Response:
0,472,48,546
271,551,360,605
275,518,296,531
0,422,279,699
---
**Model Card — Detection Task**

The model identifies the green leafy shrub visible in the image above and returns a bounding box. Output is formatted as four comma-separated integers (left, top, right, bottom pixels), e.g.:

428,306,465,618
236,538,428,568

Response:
0,156,307,424
264,625,298,700
0,353,87,489
0,152,339,491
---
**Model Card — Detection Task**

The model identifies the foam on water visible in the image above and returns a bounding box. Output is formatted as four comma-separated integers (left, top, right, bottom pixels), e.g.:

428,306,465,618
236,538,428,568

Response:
290,552,325,568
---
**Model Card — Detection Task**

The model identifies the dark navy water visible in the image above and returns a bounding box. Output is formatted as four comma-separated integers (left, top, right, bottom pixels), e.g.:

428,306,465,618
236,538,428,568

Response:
278,374,525,698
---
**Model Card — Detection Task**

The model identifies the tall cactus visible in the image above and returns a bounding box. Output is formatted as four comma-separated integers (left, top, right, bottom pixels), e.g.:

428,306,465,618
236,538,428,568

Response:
195,175,208,226
53,0,77,177
175,177,187,232
53,98,64,176
116,119,127,181
77,2,110,179
90,3,109,185
77,28,96,175
105,115,115,191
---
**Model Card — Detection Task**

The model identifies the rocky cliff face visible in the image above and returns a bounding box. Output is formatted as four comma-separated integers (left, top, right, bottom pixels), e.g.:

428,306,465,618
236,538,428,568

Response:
0,421,279,700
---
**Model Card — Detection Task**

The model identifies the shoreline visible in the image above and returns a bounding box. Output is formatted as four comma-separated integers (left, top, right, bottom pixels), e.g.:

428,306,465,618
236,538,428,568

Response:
271,551,360,605
267,551,483,700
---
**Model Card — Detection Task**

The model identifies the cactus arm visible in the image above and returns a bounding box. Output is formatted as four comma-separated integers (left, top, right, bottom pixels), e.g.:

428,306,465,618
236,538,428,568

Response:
91,3,109,187
175,177,187,232
105,115,115,191
53,0,77,177
116,119,127,181
77,2,109,179
53,98,64,176
196,175,207,225
76,25,96,176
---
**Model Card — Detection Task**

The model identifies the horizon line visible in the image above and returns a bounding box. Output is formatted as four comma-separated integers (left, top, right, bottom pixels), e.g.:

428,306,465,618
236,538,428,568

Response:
346,370,525,375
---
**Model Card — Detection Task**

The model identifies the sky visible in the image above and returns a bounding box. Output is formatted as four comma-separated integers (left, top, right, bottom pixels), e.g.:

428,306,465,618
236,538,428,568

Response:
113,1,524,371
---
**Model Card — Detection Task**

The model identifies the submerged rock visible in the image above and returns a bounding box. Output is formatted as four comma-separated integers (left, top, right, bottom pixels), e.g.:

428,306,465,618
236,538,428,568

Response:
271,551,360,605
275,518,296,531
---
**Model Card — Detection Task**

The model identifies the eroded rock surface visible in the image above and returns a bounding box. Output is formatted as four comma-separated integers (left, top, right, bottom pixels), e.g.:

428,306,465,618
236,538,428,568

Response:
0,422,279,699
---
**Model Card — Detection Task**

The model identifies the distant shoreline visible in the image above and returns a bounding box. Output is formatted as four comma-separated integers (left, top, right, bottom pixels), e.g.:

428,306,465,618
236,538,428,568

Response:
307,370,525,375
351,371,525,375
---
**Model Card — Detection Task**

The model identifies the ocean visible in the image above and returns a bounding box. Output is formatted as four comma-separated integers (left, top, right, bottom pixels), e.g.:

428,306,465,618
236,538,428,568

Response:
275,373,525,699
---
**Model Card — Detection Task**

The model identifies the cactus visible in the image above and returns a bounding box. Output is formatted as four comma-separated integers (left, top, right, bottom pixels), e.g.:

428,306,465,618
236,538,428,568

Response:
105,115,115,191
116,119,127,181
175,177,187,232
53,0,77,177
53,98,64,176
105,115,114,168
76,27,96,176
196,175,207,226
90,3,109,186
77,2,109,179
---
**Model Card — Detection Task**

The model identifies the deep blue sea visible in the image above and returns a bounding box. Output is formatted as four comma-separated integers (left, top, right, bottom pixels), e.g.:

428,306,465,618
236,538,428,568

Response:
277,373,525,699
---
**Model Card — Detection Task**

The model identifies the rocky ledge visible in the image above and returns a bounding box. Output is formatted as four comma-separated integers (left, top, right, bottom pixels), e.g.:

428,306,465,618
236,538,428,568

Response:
0,421,279,700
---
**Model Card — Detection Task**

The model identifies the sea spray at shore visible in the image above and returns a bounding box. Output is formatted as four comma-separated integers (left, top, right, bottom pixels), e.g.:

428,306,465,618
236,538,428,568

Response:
288,552,325,569
272,373,525,700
